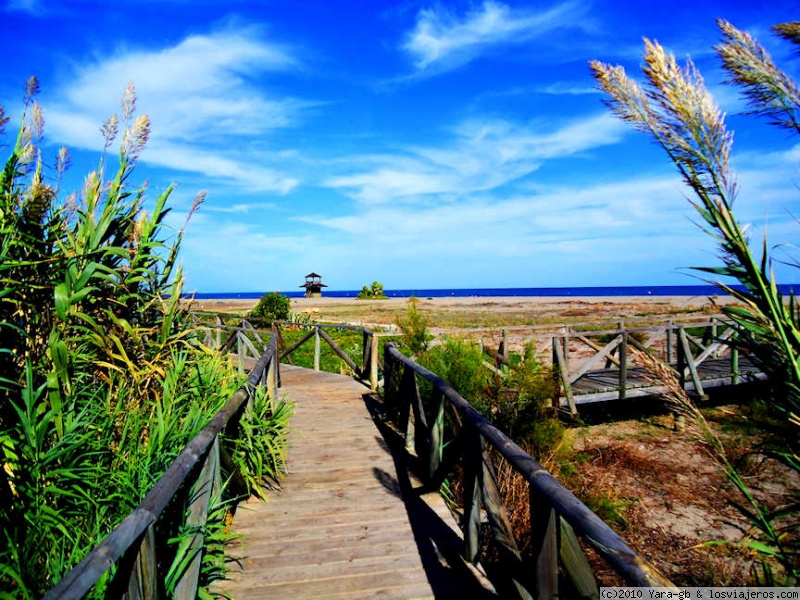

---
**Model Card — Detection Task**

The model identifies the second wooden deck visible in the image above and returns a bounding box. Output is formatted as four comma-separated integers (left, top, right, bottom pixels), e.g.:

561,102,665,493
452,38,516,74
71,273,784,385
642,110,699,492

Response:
217,366,496,599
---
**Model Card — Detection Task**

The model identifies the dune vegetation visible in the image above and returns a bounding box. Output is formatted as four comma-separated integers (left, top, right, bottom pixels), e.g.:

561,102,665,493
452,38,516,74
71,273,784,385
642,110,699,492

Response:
0,80,289,597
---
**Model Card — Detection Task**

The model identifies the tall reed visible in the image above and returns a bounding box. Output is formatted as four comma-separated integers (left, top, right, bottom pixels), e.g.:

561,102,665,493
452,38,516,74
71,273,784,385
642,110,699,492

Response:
0,80,289,597
591,20,800,582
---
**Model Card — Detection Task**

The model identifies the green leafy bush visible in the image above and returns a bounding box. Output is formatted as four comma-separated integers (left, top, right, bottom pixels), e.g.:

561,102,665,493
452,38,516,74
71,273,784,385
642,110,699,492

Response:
0,80,288,597
356,281,387,299
250,291,291,325
396,297,432,355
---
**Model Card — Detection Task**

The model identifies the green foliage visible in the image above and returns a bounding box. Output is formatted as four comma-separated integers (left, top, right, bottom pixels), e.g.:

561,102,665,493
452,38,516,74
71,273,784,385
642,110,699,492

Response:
419,339,561,462
287,310,317,324
420,339,492,409
226,387,292,500
280,327,363,373
250,291,291,325
396,297,432,356
356,281,387,300
0,80,288,597
593,24,800,580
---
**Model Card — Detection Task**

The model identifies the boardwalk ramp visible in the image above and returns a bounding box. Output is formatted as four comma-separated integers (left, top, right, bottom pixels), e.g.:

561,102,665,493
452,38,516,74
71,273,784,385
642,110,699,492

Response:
217,365,495,599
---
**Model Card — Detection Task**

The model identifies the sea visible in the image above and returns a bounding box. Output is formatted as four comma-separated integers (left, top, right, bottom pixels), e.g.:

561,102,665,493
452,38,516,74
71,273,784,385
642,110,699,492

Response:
186,284,798,300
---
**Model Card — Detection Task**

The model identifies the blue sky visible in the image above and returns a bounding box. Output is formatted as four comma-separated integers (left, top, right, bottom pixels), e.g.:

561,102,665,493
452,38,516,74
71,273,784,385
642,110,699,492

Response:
1,0,798,293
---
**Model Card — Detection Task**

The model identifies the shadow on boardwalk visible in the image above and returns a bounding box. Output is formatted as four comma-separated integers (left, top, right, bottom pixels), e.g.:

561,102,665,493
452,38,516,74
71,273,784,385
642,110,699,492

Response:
217,366,496,599
366,393,498,599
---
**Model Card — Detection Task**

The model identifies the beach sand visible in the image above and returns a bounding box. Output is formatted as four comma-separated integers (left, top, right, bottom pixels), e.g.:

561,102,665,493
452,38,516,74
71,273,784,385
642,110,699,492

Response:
190,293,734,315
189,293,736,354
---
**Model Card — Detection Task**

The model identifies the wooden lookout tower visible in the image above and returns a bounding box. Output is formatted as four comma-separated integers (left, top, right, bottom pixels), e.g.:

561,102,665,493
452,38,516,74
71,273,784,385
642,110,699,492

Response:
300,272,327,298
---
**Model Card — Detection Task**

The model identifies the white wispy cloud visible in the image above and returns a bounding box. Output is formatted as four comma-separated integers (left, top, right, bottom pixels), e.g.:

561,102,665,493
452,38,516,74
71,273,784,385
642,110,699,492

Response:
5,0,41,14
293,172,716,288
324,112,626,204
203,202,278,214
537,82,599,96
44,24,311,194
402,0,587,73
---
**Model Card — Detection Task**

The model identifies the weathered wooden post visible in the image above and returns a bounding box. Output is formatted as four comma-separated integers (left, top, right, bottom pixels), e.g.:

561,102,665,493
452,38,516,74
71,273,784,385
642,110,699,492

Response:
605,321,624,369
552,337,575,414
666,319,674,364
383,343,394,407
619,330,628,400
267,352,279,409
429,394,445,480
361,330,370,380
711,317,719,358
530,485,558,598
678,328,705,397
731,345,740,385
237,332,245,376
400,366,419,453
676,326,686,388
370,333,379,390
174,438,221,600
314,326,321,371
462,425,483,565
118,524,158,600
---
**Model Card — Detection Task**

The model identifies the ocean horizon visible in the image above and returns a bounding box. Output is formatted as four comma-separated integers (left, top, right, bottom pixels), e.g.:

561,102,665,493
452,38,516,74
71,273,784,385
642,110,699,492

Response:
185,284,798,300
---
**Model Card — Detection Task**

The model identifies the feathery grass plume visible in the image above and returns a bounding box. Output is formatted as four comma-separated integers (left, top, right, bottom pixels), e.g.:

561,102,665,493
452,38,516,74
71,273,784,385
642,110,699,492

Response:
127,114,150,161
591,26,800,430
774,22,800,49
55,146,70,177
54,146,70,196
23,76,39,106
100,114,118,150
716,19,800,133
594,21,800,581
120,80,136,122
632,349,799,583
29,102,44,142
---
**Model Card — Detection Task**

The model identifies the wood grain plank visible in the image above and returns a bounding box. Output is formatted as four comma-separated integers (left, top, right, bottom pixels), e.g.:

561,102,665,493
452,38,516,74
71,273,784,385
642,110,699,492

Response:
215,365,496,600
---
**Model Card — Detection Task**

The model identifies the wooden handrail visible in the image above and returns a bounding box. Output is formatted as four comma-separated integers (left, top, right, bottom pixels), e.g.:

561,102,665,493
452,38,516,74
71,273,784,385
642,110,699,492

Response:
43,334,280,600
550,319,748,409
384,343,673,594
552,317,731,340
204,321,381,390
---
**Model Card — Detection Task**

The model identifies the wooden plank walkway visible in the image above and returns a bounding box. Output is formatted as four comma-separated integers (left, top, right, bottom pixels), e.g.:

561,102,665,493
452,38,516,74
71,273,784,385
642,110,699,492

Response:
216,365,497,599
570,356,765,404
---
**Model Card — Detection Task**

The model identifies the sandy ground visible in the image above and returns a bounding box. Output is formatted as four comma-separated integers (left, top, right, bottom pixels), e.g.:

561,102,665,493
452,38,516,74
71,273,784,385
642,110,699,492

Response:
190,293,734,314
189,293,734,355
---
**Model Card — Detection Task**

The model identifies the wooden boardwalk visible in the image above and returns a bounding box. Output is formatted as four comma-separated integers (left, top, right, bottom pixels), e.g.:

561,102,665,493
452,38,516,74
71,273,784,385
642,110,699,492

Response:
569,356,765,405
217,365,497,599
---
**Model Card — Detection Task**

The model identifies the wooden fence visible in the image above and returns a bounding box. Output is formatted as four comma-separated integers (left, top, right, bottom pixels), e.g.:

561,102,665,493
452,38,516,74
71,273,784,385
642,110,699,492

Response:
383,343,674,597
550,319,762,413
43,333,280,600
199,316,381,390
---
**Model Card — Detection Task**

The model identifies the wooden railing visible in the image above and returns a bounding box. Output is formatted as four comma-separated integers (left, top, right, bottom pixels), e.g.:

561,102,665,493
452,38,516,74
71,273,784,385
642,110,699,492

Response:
550,318,758,412
43,334,280,600
199,317,381,390
383,343,673,597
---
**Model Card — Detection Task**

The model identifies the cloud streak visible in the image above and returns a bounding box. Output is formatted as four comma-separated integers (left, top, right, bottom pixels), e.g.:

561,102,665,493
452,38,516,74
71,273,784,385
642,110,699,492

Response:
402,0,587,73
324,113,626,204
44,24,311,193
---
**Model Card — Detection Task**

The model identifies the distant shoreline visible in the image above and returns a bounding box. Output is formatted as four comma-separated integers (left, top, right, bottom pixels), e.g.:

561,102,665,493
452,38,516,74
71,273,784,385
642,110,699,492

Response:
183,283,796,301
